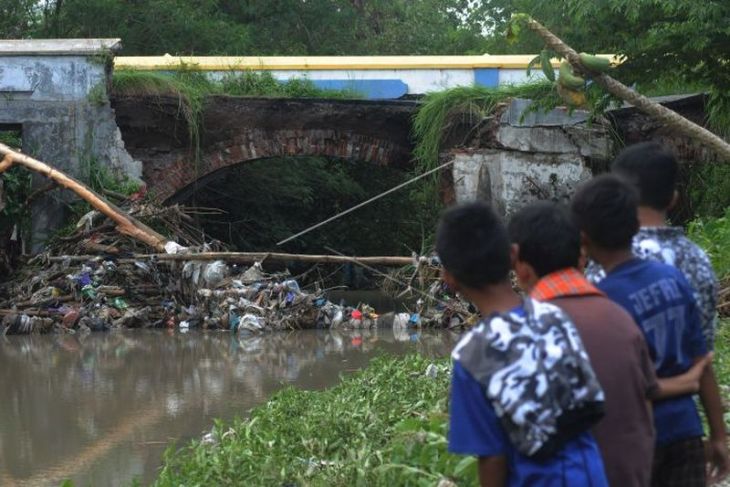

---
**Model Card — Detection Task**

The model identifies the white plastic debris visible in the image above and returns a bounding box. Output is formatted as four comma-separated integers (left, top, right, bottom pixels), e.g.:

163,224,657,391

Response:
203,260,228,286
164,241,185,254
425,363,439,379
393,312,410,329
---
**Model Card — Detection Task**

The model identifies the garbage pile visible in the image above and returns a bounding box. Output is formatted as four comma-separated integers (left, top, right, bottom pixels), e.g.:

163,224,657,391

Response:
0,199,478,335
0,254,391,335
1,255,172,334
176,260,384,333
395,280,479,331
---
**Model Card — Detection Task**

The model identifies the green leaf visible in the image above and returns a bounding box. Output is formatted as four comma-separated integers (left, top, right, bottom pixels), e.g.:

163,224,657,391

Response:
454,456,477,477
540,50,556,82
505,22,521,44
526,55,541,76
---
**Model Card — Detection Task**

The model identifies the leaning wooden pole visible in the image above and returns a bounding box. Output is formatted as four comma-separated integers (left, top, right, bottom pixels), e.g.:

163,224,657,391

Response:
522,16,730,162
0,143,169,251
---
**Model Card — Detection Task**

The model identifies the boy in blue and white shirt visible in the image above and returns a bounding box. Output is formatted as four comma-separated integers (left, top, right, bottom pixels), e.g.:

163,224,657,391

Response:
586,142,728,483
437,202,607,487
572,174,721,487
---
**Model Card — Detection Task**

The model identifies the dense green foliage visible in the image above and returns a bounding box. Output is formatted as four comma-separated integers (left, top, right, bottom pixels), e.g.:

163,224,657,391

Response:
689,208,730,281
686,164,730,219
563,1,730,134
466,1,730,133
6,0,489,56
0,130,30,241
184,157,439,257
154,355,472,486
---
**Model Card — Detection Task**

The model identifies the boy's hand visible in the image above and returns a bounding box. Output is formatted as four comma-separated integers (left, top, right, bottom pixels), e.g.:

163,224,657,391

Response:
652,353,713,399
705,438,730,485
687,353,714,393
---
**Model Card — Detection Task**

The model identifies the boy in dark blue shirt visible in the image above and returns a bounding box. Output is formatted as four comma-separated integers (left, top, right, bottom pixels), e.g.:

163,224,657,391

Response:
437,202,608,487
571,175,721,487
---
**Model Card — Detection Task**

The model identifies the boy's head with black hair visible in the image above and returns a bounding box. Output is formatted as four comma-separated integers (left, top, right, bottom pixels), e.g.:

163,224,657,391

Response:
571,174,640,257
508,201,581,291
611,141,678,211
436,201,511,294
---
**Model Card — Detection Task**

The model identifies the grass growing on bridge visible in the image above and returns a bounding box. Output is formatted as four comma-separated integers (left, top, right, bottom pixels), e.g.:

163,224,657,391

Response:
111,68,362,107
112,68,362,168
412,81,560,172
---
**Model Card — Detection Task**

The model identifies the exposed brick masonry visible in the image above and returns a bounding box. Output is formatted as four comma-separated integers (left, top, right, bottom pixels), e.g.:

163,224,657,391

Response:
112,95,417,202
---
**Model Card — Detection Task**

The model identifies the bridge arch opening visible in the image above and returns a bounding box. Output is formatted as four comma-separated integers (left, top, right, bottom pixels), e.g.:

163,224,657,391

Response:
168,155,440,263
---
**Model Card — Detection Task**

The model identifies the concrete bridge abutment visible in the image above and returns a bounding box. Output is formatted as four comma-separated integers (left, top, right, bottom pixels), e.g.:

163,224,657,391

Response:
0,39,140,250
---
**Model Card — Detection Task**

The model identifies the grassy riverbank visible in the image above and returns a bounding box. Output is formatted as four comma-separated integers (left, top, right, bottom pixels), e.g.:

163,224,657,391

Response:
151,213,730,486
153,354,474,486
152,319,730,487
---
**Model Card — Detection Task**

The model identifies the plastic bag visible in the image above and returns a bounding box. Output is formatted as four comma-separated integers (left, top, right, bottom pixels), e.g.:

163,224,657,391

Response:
203,260,228,287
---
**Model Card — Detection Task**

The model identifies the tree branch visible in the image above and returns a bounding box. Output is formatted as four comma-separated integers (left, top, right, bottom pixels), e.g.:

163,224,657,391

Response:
0,143,169,252
523,16,730,162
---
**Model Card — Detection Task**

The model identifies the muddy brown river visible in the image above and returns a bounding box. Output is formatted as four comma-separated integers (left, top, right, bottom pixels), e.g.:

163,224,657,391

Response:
0,328,456,486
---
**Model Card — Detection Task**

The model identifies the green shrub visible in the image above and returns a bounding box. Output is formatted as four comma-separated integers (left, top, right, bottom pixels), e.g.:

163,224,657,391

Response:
688,206,730,279
154,355,472,486
687,164,730,219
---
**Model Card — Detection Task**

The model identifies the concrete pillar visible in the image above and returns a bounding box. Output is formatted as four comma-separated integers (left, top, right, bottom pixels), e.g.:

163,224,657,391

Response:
0,39,140,251
448,98,614,214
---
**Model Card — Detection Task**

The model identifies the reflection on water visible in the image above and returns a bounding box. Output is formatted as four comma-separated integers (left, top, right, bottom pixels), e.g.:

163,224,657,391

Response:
0,328,457,486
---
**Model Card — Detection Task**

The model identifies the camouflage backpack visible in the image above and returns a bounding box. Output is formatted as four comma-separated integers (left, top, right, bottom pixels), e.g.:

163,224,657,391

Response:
452,297,605,459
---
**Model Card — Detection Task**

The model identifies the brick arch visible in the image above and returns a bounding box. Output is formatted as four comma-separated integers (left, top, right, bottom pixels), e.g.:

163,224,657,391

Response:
147,128,413,202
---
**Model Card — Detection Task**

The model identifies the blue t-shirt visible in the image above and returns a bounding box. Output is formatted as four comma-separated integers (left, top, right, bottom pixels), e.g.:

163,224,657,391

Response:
597,258,706,446
449,360,608,486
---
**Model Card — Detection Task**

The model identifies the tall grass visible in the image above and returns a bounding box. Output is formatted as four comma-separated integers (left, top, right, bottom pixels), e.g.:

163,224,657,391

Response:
153,355,471,486
112,67,362,171
112,69,210,159
689,207,730,280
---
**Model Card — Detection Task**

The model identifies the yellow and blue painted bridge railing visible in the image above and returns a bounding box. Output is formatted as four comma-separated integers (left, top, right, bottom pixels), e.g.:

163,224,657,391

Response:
114,55,616,100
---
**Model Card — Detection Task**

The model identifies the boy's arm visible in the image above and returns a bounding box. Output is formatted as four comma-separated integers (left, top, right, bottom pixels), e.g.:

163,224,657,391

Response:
699,364,730,484
449,360,509,485
652,353,712,399
680,274,730,484
479,456,507,487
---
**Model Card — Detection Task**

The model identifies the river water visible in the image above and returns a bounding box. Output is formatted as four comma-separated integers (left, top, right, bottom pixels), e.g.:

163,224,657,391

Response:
0,327,457,486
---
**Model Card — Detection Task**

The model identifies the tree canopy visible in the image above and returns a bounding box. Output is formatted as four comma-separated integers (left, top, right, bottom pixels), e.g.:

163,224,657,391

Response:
7,0,490,55
473,1,730,130
7,0,728,102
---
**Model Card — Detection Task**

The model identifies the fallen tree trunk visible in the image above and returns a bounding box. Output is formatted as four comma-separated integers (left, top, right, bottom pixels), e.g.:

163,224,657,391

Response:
46,251,417,266
0,144,169,251
520,16,730,162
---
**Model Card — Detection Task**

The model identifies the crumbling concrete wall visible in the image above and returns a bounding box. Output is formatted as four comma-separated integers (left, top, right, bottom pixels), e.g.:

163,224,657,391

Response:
0,39,139,250
448,98,614,215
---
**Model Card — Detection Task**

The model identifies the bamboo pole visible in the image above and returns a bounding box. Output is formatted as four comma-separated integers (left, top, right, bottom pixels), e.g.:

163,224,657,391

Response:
522,17,730,162
0,143,169,251
45,251,417,266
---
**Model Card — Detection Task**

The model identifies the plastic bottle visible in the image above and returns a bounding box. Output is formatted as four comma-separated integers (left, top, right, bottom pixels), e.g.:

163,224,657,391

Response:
283,279,300,293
